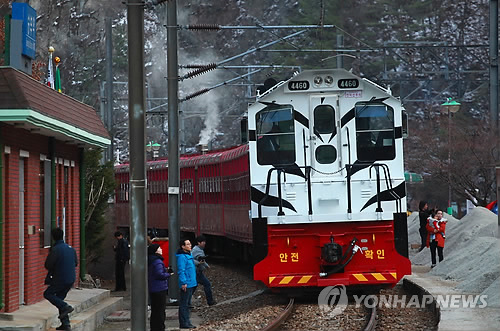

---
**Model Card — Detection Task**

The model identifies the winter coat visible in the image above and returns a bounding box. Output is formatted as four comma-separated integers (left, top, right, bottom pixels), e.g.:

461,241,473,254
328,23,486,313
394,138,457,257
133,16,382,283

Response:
426,217,447,248
44,240,78,285
191,245,209,273
148,253,171,293
419,210,430,230
115,237,130,262
176,249,197,289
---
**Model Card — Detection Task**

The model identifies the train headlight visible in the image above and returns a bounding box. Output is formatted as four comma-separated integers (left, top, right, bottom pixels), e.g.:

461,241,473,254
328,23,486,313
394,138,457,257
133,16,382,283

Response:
313,76,323,85
325,75,334,85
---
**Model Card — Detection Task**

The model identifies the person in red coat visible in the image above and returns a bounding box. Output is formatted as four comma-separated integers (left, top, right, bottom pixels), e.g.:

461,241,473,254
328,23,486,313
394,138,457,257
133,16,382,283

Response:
426,208,447,268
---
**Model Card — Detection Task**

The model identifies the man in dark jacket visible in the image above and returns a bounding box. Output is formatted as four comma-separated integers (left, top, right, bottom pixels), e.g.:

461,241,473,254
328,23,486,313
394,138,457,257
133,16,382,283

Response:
418,201,430,252
114,231,130,291
44,228,78,331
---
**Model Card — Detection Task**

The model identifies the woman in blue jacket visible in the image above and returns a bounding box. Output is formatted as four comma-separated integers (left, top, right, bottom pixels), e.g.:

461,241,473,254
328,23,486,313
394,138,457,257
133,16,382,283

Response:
176,239,197,329
148,244,172,331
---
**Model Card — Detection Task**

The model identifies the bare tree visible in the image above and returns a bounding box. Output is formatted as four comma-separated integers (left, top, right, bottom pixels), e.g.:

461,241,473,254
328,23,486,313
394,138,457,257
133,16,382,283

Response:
406,113,497,208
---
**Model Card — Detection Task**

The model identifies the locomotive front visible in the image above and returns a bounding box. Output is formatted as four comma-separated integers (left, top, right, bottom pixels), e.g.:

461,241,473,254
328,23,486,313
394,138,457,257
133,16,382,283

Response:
248,69,411,291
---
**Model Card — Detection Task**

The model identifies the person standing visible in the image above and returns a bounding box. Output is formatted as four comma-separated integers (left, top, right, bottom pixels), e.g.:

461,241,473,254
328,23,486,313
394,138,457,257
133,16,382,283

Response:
148,243,173,331
191,235,216,306
418,201,430,252
176,239,197,329
113,231,130,291
44,228,78,331
426,208,447,268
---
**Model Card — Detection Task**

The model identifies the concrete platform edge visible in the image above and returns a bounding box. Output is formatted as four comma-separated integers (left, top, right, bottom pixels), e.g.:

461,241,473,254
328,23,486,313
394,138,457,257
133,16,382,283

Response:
403,276,441,328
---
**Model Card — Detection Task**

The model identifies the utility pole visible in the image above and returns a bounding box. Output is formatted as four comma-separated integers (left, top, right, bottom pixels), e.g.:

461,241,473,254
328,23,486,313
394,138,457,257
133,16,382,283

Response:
167,0,180,299
127,0,147,329
106,17,114,162
491,0,499,226
491,0,499,133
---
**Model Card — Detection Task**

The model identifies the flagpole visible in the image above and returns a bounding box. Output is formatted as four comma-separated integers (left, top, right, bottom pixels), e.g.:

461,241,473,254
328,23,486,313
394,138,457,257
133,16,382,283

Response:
54,56,62,93
47,46,55,89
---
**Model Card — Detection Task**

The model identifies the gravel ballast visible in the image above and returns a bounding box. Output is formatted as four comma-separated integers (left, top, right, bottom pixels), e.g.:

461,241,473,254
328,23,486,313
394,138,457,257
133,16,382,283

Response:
408,207,500,307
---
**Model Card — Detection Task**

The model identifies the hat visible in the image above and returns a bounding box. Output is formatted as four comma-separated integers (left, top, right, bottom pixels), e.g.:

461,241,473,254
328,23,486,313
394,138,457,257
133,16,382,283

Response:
148,244,160,256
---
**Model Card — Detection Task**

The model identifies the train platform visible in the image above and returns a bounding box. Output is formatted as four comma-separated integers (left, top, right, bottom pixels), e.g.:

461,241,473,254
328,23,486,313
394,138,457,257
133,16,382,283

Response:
404,266,500,331
0,285,202,331
0,287,122,331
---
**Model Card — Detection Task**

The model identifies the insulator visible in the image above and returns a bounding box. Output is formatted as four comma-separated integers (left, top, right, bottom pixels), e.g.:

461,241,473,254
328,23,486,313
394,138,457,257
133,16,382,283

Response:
183,63,217,79
187,24,221,31
183,88,211,101
151,0,170,5
183,64,206,69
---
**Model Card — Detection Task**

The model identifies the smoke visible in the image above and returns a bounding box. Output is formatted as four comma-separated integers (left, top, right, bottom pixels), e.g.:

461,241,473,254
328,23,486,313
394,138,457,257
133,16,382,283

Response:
179,53,225,146
151,2,246,149
176,19,227,147
197,91,221,145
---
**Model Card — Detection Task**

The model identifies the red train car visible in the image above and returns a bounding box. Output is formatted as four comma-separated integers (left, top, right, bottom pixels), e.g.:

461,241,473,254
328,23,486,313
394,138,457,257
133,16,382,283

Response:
115,145,251,244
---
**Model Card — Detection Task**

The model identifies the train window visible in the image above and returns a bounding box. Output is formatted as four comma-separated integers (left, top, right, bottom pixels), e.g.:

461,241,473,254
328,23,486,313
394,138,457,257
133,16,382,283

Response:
355,103,395,161
256,106,296,165
315,145,337,164
314,105,336,134
402,108,409,138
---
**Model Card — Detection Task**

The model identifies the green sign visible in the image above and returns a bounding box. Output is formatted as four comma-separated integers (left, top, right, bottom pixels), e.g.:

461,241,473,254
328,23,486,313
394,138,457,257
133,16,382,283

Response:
404,172,423,183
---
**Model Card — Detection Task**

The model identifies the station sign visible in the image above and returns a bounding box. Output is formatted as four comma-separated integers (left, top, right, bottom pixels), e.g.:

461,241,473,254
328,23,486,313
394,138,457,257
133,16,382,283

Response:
12,2,37,59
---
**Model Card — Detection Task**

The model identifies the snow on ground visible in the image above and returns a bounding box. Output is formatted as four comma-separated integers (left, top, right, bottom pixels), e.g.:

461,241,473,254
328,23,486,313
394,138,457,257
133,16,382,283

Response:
407,207,500,307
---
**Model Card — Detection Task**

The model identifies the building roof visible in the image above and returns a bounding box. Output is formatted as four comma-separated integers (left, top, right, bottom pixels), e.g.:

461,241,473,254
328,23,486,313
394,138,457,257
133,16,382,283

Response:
0,67,110,148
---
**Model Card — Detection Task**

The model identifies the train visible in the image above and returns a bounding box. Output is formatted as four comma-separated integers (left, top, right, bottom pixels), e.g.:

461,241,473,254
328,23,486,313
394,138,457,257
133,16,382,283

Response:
115,69,411,291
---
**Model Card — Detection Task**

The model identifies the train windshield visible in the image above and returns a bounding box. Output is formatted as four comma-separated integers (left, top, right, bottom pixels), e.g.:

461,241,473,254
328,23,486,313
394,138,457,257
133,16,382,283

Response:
355,103,395,161
256,105,296,165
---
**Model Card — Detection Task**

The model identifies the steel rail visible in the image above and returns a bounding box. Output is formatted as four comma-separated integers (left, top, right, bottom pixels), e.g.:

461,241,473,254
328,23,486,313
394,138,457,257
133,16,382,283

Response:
260,298,295,331
362,297,377,331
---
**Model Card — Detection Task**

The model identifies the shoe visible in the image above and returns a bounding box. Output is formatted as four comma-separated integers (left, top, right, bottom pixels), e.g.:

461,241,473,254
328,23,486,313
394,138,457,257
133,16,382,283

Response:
208,301,217,306
180,326,196,329
431,264,436,268
58,305,74,319
56,325,72,330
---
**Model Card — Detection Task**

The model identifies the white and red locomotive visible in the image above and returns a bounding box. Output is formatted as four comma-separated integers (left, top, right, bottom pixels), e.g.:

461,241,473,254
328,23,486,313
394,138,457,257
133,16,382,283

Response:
115,69,411,290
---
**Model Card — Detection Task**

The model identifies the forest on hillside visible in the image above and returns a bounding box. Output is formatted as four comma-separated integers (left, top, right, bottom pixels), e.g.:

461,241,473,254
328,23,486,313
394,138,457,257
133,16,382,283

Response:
0,0,497,212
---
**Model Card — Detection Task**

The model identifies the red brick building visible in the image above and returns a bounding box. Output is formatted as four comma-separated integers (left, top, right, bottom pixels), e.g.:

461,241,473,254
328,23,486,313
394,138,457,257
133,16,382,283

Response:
0,67,110,312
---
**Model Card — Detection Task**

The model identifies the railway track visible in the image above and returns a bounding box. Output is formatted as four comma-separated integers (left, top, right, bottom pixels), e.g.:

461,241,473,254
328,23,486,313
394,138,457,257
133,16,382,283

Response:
362,297,377,331
260,297,377,331
260,298,295,331
189,263,437,330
